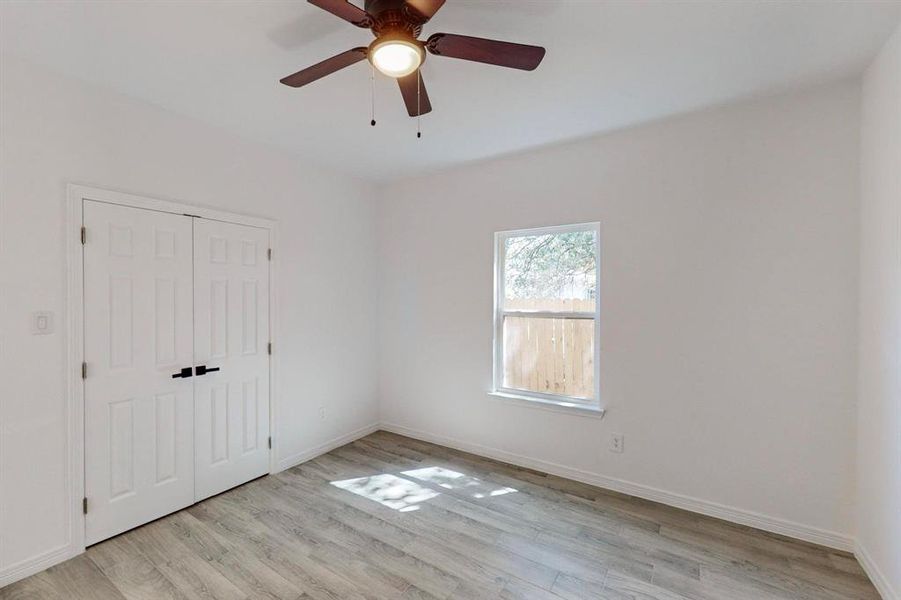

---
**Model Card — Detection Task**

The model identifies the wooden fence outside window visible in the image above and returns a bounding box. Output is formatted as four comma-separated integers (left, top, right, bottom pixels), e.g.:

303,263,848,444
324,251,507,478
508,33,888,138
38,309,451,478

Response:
502,298,595,399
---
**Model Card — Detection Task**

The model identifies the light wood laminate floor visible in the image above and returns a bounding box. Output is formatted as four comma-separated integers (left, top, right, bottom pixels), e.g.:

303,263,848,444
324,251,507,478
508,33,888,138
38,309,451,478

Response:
1,431,879,599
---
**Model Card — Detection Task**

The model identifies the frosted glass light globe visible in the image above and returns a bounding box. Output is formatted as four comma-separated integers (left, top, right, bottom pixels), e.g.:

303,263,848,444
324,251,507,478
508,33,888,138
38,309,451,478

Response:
370,40,423,78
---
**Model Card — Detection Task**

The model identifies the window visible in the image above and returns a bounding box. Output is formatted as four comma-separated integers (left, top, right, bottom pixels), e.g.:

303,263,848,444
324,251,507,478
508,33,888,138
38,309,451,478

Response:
493,223,601,410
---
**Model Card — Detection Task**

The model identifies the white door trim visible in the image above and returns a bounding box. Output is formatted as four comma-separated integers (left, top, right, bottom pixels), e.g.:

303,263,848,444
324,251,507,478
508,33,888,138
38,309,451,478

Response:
66,183,278,558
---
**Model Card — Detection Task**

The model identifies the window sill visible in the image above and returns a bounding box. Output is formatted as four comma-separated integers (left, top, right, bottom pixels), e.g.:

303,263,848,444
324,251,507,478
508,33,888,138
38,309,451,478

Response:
487,391,606,419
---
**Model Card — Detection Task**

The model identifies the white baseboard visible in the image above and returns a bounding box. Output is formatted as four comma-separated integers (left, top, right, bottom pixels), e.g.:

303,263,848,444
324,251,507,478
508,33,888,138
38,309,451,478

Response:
0,544,74,588
855,540,899,600
276,422,380,472
379,422,855,553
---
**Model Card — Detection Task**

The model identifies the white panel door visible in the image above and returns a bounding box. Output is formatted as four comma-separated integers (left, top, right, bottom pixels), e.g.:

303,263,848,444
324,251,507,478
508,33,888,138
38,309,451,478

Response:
193,219,270,501
84,201,195,545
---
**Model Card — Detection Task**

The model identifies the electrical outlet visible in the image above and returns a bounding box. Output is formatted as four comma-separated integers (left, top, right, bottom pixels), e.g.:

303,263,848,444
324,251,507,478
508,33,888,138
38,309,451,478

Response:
610,433,624,454
318,407,327,421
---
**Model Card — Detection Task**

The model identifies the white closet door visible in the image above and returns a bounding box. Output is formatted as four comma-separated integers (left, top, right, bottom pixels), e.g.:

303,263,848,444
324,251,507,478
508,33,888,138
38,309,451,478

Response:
84,201,195,545
193,219,270,501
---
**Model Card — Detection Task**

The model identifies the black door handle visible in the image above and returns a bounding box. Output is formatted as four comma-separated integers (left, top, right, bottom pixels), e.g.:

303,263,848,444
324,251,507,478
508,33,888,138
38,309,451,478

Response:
195,365,220,376
171,367,193,379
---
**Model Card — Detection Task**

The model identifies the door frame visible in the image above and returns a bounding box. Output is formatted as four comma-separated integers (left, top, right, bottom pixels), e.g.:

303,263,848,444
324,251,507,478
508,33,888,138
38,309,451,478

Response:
66,184,278,554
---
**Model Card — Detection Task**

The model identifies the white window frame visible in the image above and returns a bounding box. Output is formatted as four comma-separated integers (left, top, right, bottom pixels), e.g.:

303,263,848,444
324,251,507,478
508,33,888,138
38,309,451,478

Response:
492,222,602,413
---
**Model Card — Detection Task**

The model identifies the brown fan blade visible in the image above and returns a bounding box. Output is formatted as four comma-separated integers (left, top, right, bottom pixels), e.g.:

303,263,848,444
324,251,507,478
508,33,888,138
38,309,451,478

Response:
397,71,432,117
426,33,545,71
280,48,368,88
307,0,372,27
405,0,445,21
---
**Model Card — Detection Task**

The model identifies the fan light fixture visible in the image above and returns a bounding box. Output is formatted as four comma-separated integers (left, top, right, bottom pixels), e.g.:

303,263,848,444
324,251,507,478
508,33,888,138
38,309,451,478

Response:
369,38,424,78
280,0,547,121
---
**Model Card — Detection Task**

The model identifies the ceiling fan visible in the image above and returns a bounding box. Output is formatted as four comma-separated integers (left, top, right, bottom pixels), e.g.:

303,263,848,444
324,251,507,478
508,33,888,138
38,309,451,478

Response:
279,0,546,118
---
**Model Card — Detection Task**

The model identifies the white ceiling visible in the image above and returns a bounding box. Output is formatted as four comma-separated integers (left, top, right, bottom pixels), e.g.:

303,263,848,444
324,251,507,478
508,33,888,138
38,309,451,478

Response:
2,0,899,182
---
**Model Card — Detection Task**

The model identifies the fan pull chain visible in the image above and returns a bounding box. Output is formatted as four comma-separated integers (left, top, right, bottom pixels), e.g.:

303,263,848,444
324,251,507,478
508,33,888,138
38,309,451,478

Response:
416,69,422,139
370,64,376,127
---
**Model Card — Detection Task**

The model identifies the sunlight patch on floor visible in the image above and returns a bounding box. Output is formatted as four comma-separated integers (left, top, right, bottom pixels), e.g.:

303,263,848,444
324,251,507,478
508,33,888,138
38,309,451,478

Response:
330,474,439,512
401,466,518,499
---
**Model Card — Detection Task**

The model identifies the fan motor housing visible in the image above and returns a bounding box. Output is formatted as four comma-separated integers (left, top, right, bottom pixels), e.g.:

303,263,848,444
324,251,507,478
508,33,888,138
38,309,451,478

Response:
365,0,425,36
364,0,408,16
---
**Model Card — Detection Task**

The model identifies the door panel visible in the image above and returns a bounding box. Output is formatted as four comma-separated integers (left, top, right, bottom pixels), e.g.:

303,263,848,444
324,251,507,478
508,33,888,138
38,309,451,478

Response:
193,220,270,501
84,201,194,545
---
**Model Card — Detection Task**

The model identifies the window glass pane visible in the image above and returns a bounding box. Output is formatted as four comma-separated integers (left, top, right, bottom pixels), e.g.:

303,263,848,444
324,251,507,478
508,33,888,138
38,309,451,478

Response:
502,316,594,400
503,230,597,312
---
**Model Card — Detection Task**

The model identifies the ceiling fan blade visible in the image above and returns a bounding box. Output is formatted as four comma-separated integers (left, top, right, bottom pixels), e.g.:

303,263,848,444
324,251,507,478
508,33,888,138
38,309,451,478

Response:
426,33,546,71
397,71,432,117
307,0,372,27
280,47,368,88
405,0,446,21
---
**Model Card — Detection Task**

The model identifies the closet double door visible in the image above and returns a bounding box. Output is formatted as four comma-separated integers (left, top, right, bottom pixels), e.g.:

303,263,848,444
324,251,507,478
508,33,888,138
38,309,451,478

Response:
83,200,270,545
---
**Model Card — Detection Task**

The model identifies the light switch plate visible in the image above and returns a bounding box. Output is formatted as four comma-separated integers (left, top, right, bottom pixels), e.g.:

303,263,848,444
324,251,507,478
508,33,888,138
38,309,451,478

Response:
32,311,54,335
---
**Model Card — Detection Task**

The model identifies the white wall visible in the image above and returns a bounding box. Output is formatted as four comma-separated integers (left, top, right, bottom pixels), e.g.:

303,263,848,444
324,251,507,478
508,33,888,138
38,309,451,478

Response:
857,22,901,600
378,82,862,546
0,56,379,582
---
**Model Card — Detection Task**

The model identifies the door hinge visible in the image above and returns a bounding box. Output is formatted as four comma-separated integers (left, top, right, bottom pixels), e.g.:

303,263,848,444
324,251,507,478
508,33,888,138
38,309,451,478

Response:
267,248,272,261
267,342,272,355
81,362,87,379
268,436,272,449
80,226,86,245
82,497,88,514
